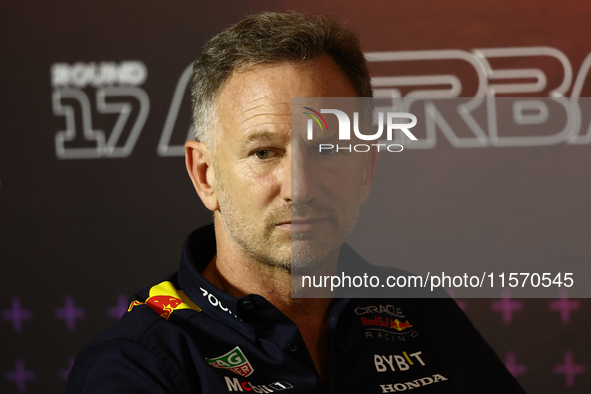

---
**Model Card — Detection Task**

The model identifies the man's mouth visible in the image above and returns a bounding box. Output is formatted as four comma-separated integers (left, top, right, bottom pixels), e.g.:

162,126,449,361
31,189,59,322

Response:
276,218,327,232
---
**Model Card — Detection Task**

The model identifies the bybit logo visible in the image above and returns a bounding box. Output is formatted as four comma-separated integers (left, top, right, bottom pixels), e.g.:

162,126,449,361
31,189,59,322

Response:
303,107,417,153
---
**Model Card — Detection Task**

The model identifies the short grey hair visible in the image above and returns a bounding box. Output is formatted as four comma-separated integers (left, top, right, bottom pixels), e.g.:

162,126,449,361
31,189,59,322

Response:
189,11,373,150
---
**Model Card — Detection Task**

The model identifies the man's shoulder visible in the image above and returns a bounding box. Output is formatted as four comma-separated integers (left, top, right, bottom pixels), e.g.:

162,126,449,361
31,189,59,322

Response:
83,223,216,350
85,274,204,349
67,273,211,393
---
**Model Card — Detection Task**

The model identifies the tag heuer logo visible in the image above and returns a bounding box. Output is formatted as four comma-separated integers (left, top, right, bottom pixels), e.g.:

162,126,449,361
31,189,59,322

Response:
205,346,254,377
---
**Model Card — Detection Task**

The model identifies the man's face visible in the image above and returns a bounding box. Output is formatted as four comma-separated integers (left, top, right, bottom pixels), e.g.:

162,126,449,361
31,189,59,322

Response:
211,57,375,271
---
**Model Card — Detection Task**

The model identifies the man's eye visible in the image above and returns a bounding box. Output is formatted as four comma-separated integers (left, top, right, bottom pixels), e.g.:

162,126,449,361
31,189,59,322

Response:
319,146,336,156
254,150,271,159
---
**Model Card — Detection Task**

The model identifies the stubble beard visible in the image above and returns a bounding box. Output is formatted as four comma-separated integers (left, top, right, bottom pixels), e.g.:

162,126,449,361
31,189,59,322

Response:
215,171,363,274
215,169,291,271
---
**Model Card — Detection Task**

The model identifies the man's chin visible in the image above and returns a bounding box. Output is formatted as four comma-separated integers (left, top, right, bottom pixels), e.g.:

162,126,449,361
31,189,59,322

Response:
230,228,340,273
290,241,339,274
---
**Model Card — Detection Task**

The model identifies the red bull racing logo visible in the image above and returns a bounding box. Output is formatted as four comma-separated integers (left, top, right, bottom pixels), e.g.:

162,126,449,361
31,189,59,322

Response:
391,319,413,332
127,281,201,319
357,305,419,341
360,316,413,332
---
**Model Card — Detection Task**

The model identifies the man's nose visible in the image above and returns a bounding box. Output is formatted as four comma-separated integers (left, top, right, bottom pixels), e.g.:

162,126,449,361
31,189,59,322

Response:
282,145,315,204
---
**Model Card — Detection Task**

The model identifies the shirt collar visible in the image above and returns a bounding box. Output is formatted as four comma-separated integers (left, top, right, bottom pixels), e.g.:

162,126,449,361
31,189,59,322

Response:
177,224,361,339
177,225,252,334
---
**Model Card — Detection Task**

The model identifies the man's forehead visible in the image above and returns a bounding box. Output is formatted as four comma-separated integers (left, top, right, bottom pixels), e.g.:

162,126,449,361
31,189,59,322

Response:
215,58,357,122
239,100,292,124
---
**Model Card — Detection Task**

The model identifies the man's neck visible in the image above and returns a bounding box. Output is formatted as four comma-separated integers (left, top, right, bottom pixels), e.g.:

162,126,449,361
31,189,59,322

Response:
203,219,337,320
202,219,337,384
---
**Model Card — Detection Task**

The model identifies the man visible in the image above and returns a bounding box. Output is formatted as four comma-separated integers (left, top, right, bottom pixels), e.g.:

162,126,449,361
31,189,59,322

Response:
67,12,525,393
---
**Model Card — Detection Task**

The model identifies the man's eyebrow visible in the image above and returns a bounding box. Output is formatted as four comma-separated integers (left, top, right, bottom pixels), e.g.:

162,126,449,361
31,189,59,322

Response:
239,130,276,147
313,131,339,143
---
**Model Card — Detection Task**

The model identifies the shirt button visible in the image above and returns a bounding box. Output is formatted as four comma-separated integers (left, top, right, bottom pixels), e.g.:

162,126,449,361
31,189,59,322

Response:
287,343,297,352
242,301,253,309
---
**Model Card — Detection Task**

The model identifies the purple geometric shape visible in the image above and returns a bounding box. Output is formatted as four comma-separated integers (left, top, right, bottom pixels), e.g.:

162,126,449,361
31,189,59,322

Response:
446,289,468,311
554,351,586,387
491,290,523,324
6,358,36,393
548,289,580,324
2,297,32,333
59,356,75,381
55,295,86,332
504,351,527,377
108,293,129,319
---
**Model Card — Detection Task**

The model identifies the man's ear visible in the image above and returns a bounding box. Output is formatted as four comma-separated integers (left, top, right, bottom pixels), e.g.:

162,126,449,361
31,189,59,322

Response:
185,140,219,212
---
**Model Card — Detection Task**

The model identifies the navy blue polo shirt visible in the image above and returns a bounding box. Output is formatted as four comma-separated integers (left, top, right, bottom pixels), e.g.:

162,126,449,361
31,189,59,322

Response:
66,225,525,393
